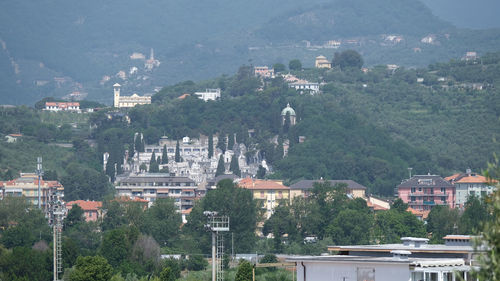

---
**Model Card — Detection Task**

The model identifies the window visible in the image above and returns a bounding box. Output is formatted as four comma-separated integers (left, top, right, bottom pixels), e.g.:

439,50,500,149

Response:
411,196,416,202
418,187,422,192
441,188,445,193
260,191,265,198
411,187,416,193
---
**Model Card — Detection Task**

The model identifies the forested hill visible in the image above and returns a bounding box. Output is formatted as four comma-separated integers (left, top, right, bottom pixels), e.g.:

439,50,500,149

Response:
2,0,500,105
257,0,451,42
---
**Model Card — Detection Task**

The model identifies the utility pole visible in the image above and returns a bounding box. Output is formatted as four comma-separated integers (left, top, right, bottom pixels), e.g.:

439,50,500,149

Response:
204,211,230,281
36,157,44,210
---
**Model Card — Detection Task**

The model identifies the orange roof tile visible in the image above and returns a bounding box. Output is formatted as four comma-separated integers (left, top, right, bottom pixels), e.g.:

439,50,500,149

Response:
407,207,430,220
178,93,190,99
66,200,102,211
444,173,460,181
238,178,289,190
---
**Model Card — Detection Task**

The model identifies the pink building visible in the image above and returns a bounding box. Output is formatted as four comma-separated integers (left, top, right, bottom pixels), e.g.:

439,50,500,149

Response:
397,175,455,211
66,200,102,222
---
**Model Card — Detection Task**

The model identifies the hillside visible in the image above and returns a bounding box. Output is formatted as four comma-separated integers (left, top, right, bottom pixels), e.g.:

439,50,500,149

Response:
2,0,500,105
257,0,451,42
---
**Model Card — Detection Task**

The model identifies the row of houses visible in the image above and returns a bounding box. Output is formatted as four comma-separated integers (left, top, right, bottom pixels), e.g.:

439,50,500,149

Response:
397,169,496,215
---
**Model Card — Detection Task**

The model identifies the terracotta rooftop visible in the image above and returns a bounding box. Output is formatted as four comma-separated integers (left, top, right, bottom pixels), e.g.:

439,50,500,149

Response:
446,172,496,184
407,207,430,220
66,200,102,211
238,178,288,190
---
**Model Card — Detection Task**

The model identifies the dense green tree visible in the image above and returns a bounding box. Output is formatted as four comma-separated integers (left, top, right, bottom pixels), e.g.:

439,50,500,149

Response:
208,134,214,159
186,255,208,271
65,204,85,230
215,154,225,177
229,154,241,176
100,228,133,267
43,169,58,180
141,199,182,247
162,145,168,164
0,246,52,281
62,162,113,201
273,63,286,73
184,179,258,253
459,195,489,234
374,207,426,243
288,59,302,71
426,205,460,243
175,140,181,162
69,256,113,281
326,203,373,245
332,50,364,70
235,260,253,281
159,267,176,281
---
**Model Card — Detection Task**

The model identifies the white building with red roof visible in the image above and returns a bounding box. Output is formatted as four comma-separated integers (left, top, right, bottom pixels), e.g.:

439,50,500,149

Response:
446,169,497,208
44,102,80,112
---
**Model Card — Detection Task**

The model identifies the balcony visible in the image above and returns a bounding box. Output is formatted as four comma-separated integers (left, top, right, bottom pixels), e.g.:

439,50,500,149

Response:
423,201,435,205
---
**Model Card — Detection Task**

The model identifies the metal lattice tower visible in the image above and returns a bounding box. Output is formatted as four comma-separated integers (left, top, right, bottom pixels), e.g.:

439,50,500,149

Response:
216,233,224,281
204,211,229,281
50,200,65,281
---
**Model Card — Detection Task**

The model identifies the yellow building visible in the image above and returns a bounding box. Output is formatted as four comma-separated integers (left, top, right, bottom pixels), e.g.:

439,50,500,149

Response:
0,173,64,212
315,55,332,69
238,178,290,219
113,83,151,108
289,179,366,199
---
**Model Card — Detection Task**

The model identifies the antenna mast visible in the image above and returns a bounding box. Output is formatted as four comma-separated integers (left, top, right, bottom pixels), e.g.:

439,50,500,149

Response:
204,211,230,281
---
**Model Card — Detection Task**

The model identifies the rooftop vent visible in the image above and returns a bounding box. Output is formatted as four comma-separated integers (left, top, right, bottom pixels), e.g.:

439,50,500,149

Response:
401,237,429,248
391,250,411,260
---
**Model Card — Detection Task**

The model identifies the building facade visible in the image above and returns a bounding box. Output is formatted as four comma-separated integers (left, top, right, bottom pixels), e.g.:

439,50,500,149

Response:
0,173,64,212
397,175,455,210
44,102,80,112
289,81,320,94
66,200,103,222
290,236,478,281
113,83,152,108
114,173,197,211
194,89,221,101
238,178,290,220
446,169,497,208
315,55,332,68
254,66,275,78
281,103,296,126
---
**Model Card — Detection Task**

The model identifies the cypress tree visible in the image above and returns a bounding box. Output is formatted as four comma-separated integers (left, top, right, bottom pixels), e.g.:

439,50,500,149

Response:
228,133,235,151
175,140,181,162
162,145,168,164
216,134,226,153
229,154,241,177
215,154,225,177
149,152,159,172
257,165,266,179
208,134,214,159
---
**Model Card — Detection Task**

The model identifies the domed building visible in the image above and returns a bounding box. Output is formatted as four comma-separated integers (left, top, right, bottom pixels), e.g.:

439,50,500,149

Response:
281,103,296,126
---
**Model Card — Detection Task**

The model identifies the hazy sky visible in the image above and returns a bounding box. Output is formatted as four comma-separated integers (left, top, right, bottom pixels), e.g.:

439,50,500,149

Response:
421,0,500,29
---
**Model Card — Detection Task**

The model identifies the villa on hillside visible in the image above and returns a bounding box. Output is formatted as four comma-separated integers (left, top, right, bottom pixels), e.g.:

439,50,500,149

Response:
113,83,151,108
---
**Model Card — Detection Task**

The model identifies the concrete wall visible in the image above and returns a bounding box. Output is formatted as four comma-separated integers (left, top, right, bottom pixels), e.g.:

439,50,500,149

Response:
296,260,410,281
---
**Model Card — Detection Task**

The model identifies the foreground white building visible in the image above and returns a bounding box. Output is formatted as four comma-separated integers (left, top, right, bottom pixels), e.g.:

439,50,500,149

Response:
288,236,479,281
